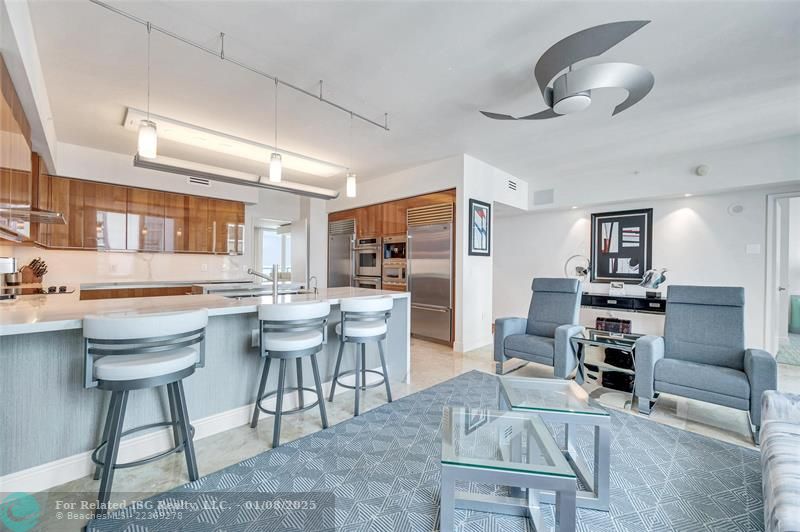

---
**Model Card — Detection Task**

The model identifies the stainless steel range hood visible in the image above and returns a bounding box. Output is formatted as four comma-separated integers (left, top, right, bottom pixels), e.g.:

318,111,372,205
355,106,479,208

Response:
0,206,66,224
0,206,65,242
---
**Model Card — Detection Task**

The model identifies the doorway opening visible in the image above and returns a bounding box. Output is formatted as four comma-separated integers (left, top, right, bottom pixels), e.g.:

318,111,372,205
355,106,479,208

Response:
765,192,800,366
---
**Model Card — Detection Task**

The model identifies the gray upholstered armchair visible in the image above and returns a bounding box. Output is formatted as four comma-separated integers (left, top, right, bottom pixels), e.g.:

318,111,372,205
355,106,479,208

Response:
494,278,582,377
635,285,777,443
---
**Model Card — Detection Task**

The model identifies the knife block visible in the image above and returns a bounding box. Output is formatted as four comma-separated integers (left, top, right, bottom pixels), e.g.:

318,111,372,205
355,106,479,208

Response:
20,266,43,285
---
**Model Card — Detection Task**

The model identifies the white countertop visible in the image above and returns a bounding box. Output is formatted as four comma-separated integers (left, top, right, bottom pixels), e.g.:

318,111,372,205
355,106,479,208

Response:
0,288,409,336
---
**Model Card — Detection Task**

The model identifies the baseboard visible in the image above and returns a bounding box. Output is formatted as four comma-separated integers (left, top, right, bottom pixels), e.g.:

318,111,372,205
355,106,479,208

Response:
454,336,493,354
0,369,380,494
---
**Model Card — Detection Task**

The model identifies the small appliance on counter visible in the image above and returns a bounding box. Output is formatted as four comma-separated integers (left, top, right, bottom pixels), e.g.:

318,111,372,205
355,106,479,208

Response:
0,257,17,301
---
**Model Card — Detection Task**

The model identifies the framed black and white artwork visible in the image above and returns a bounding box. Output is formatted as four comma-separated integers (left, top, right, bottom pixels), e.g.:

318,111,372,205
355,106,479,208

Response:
591,208,653,283
468,199,491,256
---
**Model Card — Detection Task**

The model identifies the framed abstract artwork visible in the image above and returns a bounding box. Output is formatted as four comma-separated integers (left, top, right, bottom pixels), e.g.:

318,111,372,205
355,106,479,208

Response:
468,199,491,256
590,208,653,283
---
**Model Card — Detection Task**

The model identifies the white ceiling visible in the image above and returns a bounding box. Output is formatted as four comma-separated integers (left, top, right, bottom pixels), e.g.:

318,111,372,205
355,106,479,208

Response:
27,0,800,189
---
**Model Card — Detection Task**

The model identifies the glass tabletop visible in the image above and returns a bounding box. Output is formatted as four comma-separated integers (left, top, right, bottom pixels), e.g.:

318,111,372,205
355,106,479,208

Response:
572,328,642,348
500,376,609,416
441,406,575,478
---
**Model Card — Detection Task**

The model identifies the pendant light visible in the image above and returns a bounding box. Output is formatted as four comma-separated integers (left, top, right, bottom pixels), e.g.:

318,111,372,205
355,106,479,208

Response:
137,22,157,159
345,113,357,198
269,79,282,183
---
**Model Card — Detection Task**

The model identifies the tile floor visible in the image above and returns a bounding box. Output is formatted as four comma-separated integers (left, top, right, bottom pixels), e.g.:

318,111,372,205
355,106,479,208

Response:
35,339,800,531
777,333,800,366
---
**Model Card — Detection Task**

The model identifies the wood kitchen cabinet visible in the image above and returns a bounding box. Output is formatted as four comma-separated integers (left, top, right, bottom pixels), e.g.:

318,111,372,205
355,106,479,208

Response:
185,195,210,253
164,192,188,252
208,198,244,254
126,188,165,251
40,175,72,247
356,204,380,237
0,55,33,239
329,189,456,239
83,181,127,250
381,201,406,235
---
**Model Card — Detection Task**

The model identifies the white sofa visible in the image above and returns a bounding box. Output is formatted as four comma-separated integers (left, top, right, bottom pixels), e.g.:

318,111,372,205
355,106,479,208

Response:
761,391,800,532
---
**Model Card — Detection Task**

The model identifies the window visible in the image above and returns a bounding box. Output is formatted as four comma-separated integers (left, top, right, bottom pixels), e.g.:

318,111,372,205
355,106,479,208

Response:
259,226,292,279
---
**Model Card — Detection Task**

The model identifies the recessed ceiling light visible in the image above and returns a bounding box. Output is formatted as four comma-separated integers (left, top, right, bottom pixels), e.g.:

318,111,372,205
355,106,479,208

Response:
123,108,347,178
684,193,692,197
571,206,578,209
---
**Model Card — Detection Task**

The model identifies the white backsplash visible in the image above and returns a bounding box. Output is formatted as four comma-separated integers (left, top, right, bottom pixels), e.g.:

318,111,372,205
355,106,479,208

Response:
0,244,248,286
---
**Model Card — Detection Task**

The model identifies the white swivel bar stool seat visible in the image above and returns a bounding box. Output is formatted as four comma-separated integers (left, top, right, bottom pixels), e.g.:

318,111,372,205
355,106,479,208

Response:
329,296,394,416
83,309,208,516
251,300,331,448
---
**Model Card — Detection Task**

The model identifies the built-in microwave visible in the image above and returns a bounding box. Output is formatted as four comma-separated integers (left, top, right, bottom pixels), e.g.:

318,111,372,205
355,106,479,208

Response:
383,235,406,260
354,237,382,277
382,260,406,288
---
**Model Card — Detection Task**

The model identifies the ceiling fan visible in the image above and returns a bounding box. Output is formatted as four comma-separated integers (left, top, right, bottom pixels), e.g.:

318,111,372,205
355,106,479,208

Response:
481,20,654,120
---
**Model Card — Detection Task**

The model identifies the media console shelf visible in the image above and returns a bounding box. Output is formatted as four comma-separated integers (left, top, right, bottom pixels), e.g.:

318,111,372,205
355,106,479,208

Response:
581,293,667,314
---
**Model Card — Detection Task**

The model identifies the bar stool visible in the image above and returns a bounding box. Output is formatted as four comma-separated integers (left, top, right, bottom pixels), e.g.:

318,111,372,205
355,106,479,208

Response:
250,300,331,448
328,296,393,416
83,309,208,516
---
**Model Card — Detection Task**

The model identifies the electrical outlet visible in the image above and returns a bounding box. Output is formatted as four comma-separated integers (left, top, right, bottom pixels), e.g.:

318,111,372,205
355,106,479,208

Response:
251,329,260,348
200,263,208,272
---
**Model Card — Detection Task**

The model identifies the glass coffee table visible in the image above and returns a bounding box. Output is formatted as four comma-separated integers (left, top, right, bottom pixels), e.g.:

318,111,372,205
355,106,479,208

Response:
499,376,610,511
440,406,577,532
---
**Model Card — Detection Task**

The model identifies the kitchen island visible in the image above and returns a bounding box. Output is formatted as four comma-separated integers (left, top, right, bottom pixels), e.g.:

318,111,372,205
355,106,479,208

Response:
0,287,409,492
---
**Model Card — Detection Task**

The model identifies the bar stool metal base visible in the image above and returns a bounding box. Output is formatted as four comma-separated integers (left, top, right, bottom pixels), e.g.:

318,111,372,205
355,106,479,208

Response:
334,368,387,391
93,378,198,517
250,354,328,449
328,339,393,417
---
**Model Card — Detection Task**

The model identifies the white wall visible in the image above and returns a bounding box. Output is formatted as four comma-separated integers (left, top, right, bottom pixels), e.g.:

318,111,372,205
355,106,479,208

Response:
529,135,800,211
494,186,800,350
455,155,528,352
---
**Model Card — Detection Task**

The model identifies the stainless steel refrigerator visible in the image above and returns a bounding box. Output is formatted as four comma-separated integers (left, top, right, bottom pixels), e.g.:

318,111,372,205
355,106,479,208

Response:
408,219,453,344
328,219,355,288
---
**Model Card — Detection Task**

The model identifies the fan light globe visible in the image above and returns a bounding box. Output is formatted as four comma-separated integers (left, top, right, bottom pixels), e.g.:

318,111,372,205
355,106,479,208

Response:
269,152,282,183
553,93,592,115
137,120,158,159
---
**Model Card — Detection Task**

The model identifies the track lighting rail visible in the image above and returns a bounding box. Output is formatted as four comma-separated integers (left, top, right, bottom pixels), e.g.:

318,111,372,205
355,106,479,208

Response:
89,0,390,131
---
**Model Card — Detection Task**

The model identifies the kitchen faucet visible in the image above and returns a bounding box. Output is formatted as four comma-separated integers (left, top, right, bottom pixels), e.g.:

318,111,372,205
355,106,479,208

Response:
308,276,318,297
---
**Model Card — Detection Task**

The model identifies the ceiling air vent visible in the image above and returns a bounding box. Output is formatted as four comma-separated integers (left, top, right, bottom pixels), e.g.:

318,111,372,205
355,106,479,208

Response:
187,176,211,187
507,179,518,191
533,188,555,205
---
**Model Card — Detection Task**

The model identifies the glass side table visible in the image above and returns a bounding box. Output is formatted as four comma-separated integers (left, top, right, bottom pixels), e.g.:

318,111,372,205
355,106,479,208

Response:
570,328,642,408
440,406,577,532
499,376,610,511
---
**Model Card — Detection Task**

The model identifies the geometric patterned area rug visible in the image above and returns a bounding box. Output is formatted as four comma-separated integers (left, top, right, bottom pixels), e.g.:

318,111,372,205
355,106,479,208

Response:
86,370,763,532
777,333,800,366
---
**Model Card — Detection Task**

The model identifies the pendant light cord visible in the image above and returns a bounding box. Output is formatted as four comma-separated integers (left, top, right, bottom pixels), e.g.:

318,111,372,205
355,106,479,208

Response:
274,79,278,151
146,21,151,121
349,112,353,172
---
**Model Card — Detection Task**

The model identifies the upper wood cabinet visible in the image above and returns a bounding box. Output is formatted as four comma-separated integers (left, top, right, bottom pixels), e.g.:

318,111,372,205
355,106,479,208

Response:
0,55,33,239
209,198,244,254
27,167,244,254
356,204,380,237
185,195,210,253
329,189,456,239
164,192,188,253
126,188,165,252
84,182,127,250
